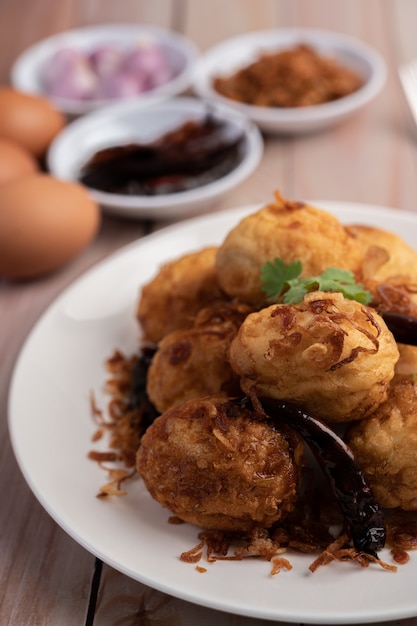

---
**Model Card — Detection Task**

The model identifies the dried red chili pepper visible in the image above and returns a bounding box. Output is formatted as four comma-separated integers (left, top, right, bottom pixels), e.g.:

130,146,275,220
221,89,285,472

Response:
257,397,386,557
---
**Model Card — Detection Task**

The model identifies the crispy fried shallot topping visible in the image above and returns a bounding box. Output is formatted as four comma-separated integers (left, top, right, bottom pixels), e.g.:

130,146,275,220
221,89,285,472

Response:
90,350,417,574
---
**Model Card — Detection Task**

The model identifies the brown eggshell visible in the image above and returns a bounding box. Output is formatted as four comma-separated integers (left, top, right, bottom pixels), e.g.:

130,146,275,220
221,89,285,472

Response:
0,137,39,184
0,87,66,158
0,173,101,279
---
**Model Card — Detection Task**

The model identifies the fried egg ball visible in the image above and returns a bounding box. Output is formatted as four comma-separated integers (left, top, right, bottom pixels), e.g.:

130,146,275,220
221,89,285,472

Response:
346,224,417,314
229,291,399,423
346,224,417,282
136,246,226,343
136,396,304,532
394,344,417,382
365,279,417,317
345,379,417,510
216,191,362,306
146,302,250,413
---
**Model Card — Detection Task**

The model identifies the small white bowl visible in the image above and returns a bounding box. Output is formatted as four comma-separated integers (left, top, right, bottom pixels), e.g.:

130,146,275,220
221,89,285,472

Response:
47,96,264,220
193,28,387,134
11,23,199,117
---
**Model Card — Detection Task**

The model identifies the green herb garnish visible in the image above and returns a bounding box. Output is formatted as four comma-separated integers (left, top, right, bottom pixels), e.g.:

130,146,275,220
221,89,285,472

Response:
260,258,372,305
260,259,302,301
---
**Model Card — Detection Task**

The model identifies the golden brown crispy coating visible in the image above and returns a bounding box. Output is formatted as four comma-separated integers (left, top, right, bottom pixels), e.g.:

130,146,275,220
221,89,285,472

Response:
146,302,250,413
215,191,363,306
229,291,399,423
136,246,226,343
364,279,417,317
136,396,304,532
346,224,417,283
394,344,417,381
346,224,417,313
345,379,417,510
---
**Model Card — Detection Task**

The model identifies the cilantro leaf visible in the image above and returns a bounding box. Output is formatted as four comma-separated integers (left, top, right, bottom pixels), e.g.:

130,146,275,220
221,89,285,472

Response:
260,258,302,301
283,277,319,303
260,259,373,305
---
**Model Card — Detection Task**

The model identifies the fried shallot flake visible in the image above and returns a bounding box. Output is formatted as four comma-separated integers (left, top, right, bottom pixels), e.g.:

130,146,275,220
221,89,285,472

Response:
213,44,363,108
90,347,416,574
89,350,153,495
96,468,136,498
271,557,293,575
180,527,289,573
309,534,397,573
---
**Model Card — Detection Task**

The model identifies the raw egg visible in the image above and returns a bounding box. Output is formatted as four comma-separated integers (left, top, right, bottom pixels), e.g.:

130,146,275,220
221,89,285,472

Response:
0,173,100,279
0,137,39,184
0,87,66,158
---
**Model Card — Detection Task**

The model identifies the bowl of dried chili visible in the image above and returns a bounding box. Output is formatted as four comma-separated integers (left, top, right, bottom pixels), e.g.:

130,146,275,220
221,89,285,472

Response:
47,96,263,219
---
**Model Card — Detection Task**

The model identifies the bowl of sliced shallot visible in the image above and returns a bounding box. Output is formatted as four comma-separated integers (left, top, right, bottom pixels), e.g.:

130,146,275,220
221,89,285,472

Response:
11,23,199,117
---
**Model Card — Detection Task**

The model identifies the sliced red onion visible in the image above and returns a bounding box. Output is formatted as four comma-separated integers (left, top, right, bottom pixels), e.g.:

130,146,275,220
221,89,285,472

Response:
42,49,98,100
88,44,123,78
123,44,170,75
96,71,146,99
41,40,175,102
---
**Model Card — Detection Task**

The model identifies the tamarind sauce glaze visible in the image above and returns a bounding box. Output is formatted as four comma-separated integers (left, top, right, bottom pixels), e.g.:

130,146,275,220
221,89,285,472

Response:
78,115,247,196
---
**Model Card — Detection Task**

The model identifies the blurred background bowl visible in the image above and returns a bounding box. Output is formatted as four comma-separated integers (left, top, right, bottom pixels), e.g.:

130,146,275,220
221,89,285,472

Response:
193,28,387,134
11,23,199,117
47,96,264,220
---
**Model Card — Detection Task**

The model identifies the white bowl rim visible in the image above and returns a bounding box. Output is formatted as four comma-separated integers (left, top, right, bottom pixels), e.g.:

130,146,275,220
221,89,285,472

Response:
47,95,264,215
11,23,200,116
193,27,387,126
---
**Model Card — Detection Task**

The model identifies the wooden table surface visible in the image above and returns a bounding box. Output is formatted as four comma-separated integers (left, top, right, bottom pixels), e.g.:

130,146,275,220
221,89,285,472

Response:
2,1,417,624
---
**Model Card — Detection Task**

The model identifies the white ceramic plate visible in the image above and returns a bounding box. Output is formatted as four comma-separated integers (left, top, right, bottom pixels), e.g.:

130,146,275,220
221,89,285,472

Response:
8,201,417,624
193,28,387,134
47,97,263,220
11,23,199,117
